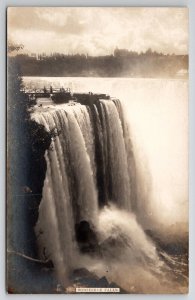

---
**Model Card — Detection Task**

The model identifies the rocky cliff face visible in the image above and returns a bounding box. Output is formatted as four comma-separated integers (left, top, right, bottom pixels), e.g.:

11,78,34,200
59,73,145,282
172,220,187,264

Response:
8,118,52,258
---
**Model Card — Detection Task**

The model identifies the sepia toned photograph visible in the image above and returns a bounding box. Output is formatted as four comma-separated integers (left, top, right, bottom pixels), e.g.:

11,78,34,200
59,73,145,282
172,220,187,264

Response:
7,7,188,294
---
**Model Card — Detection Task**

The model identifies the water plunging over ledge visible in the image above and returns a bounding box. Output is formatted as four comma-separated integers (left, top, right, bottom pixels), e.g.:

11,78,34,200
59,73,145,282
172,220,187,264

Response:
32,95,188,293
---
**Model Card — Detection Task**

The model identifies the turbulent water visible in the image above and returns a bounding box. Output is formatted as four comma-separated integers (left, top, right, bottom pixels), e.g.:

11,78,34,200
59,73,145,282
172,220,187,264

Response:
29,77,188,293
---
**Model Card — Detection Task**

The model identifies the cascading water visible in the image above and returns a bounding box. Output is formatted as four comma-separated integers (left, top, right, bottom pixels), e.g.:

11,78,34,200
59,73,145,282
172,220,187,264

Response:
33,98,187,293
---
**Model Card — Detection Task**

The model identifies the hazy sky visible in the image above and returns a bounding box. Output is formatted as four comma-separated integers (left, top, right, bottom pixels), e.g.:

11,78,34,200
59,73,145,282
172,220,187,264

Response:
8,7,188,56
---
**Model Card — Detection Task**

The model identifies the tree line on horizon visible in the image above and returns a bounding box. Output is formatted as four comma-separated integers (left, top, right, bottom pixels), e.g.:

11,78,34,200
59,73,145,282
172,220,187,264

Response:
9,48,188,78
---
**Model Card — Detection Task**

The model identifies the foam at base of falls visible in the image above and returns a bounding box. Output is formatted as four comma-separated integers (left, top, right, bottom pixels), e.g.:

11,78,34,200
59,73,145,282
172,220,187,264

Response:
74,204,187,293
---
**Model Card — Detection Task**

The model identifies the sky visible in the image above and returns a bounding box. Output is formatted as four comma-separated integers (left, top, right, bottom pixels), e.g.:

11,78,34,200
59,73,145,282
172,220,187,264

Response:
7,7,188,56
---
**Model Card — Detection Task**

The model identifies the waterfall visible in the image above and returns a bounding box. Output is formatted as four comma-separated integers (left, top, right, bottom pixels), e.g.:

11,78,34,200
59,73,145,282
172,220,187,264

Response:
32,99,184,292
33,100,135,278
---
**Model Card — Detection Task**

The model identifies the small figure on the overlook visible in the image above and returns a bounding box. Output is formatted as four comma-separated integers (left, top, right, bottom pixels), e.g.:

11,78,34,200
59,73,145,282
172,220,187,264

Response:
60,87,65,92
43,86,47,93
